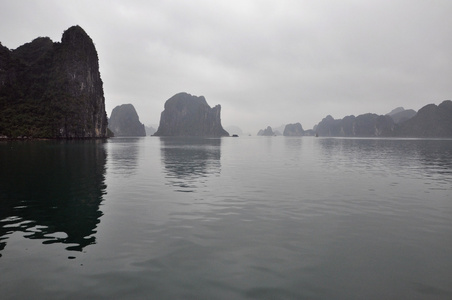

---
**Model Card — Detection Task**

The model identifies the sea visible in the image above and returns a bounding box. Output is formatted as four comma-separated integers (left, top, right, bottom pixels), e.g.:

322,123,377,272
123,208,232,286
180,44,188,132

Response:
1,136,451,299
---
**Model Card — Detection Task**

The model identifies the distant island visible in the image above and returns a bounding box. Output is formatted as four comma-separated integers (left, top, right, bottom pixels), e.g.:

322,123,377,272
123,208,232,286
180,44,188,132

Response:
108,104,146,137
313,101,452,138
255,101,451,138
0,25,108,139
153,92,229,137
283,123,304,136
257,126,275,136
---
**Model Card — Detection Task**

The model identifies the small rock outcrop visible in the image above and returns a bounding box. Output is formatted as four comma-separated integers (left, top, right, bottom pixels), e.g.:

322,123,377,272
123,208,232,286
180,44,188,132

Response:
283,123,304,136
153,92,229,137
0,25,108,138
108,104,146,136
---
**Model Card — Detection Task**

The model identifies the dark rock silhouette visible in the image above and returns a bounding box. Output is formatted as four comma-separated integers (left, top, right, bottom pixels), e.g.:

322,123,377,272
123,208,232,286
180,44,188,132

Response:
396,100,452,137
314,115,341,137
283,123,304,136
153,92,229,137
314,101,452,138
0,25,108,138
108,104,146,136
315,114,395,137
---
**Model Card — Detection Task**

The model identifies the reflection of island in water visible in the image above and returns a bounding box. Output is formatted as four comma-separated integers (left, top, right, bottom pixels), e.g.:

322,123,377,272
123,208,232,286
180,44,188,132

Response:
160,137,221,192
0,140,106,254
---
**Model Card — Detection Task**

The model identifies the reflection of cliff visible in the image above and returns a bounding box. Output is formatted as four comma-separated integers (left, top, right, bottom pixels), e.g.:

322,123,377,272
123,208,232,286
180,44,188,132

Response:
0,140,106,253
160,137,221,192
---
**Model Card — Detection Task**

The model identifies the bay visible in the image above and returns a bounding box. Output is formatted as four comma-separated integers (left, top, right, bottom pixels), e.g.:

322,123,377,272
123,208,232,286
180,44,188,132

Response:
1,137,452,299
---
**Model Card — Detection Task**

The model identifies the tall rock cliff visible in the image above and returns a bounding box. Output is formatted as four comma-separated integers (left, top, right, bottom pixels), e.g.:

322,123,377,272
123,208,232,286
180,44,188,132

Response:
108,104,146,136
153,92,229,137
0,25,108,138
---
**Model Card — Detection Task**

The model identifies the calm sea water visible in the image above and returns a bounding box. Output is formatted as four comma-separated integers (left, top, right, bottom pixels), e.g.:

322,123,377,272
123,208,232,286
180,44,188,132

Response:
1,137,452,299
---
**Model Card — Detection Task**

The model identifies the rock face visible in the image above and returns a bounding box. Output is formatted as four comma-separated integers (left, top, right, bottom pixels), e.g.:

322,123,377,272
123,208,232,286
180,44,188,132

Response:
257,126,274,136
153,92,229,137
315,113,395,137
0,25,108,138
108,104,146,136
396,100,452,137
283,123,304,136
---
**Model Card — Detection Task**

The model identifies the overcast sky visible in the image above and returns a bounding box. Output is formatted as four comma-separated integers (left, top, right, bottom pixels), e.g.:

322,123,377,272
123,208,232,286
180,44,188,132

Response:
1,0,451,133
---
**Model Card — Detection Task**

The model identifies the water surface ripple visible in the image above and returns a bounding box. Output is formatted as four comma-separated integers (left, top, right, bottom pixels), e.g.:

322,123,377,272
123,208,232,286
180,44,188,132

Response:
1,137,451,299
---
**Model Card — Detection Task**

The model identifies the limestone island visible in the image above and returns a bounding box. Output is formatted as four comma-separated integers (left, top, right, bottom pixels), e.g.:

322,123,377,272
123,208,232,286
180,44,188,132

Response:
108,104,146,137
0,25,108,139
153,92,229,137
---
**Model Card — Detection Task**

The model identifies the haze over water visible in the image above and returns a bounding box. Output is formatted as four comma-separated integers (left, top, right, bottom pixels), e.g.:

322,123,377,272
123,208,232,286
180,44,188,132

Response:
1,137,452,299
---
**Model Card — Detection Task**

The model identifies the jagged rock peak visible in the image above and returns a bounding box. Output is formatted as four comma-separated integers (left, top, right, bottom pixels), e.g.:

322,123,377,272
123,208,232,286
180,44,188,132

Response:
164,92,208,109
154,92,229,137
386,107,405,116
257,126,274,136
62,25,92,44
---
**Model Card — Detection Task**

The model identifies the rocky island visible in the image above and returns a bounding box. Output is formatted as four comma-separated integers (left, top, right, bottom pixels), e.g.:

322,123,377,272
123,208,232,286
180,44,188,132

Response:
108,104,146,137
0,25,108,138
283,123,304,136
153,92,229,137
257,126,275,136
313,100,452,138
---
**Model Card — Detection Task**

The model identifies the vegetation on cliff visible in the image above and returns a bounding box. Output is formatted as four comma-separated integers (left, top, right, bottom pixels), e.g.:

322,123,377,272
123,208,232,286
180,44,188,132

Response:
0,26,108,138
